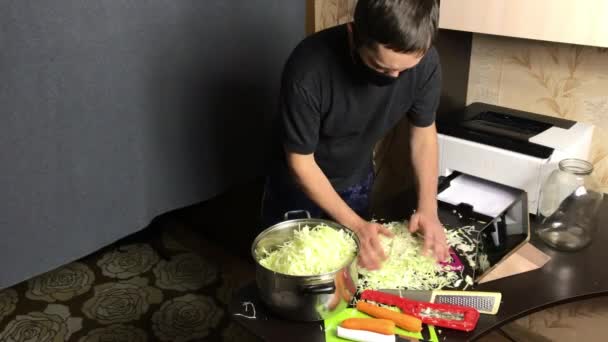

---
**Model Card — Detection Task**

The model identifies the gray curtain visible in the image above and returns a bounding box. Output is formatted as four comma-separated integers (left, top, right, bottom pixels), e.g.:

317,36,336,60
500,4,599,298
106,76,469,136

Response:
0,1,305,289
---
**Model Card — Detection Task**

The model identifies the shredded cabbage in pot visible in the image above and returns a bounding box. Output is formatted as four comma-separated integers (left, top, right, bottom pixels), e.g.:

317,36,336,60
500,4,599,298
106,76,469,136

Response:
258,224,357,276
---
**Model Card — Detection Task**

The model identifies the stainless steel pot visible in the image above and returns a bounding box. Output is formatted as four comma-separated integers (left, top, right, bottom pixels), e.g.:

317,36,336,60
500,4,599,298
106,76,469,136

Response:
251,210,359,321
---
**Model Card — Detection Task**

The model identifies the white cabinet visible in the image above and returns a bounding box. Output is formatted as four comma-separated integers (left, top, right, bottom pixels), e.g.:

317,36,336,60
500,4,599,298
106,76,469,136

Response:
439,0,608,48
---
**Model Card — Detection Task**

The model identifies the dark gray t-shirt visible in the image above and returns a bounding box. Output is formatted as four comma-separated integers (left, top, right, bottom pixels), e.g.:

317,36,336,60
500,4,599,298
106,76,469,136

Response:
276,24,442,190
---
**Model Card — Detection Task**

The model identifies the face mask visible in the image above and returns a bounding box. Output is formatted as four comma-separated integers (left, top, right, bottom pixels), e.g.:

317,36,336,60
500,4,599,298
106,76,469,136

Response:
348,24,398,86
353,49,399,87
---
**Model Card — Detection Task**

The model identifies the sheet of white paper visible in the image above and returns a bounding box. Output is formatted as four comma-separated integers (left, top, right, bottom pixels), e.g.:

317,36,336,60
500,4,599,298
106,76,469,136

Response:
437,174,520,217
529,126,570,150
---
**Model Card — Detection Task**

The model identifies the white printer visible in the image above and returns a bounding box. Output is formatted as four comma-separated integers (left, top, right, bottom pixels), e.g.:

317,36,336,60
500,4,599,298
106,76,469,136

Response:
436,102,594,215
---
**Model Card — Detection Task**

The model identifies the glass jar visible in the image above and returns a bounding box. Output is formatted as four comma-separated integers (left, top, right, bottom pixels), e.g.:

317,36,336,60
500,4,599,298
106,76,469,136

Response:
537,159,604,251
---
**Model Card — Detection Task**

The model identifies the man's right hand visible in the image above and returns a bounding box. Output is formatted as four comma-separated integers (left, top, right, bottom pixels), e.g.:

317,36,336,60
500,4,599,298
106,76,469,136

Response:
284,152,393,270
351,220,394,270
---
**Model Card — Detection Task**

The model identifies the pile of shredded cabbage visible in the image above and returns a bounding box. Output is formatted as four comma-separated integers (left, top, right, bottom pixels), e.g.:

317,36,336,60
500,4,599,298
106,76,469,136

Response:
258,224,357,276
358,222,477,291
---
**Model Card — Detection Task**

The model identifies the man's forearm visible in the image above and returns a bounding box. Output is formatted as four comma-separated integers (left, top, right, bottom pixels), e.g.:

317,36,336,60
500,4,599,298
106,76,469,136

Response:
285,151,366,230
410,123,439,215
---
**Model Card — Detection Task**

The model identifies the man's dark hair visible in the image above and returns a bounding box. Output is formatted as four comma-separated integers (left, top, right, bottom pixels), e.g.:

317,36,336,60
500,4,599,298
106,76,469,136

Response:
353,0,439,54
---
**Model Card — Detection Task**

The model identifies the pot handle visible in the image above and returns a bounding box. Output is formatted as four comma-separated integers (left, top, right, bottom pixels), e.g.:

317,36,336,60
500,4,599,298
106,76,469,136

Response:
299,282,336,295
284,210,311,220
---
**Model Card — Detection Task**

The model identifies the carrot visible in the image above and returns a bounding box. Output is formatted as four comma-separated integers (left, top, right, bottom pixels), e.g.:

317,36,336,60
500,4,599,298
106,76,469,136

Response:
339,271,353,302
340,318,396,335
327,289,341,311
327,275,343,310
356,301,423,332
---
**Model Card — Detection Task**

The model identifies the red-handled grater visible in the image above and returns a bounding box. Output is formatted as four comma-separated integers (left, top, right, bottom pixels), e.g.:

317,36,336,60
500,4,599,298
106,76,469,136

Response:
376,289,502,315
360,290,480,332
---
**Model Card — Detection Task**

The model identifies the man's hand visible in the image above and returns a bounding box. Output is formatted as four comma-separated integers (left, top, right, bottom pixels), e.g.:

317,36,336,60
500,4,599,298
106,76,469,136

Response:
408,122,447,262
409,211,449,262
351,221,394,270
285,152,393,270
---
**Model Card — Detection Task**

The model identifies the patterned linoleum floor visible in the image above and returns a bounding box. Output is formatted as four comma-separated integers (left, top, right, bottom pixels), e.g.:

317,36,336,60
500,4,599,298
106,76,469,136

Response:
0,217,262,342
1,211,607,342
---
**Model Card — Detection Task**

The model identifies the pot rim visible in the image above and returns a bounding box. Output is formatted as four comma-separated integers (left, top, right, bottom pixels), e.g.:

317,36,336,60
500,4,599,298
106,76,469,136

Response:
251,217,360,279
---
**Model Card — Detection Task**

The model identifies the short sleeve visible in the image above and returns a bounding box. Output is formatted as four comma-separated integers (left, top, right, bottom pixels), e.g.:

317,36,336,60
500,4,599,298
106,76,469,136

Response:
407,49,442,127
280,81,322,154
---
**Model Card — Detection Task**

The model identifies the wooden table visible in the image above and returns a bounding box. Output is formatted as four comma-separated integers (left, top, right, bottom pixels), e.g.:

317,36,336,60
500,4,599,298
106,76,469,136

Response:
230,196,608,341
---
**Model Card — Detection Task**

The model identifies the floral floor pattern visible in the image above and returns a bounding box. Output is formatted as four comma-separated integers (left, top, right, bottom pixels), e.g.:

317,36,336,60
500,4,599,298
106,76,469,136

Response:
2,205,607,342
0,220,261,342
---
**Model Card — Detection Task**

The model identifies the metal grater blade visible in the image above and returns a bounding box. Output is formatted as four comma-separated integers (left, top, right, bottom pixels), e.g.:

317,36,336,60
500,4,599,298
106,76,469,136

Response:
434,295,496,313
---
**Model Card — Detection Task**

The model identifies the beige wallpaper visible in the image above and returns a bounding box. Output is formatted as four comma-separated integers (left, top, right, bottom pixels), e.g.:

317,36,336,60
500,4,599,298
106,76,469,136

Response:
467,35,608,338
468,33,608,192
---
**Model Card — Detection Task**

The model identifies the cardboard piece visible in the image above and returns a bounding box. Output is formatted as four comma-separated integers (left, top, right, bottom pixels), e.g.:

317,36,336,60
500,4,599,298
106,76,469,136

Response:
477,242,551,284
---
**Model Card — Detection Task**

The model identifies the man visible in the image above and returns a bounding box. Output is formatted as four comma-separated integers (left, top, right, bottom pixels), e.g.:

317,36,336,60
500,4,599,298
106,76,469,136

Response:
262,0,448,270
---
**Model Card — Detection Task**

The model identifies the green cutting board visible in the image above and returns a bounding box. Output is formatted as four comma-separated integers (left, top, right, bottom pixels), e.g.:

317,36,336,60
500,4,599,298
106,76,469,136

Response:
324,308,438,342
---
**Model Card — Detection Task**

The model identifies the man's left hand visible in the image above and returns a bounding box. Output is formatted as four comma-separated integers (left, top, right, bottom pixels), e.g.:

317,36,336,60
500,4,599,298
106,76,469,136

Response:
409,211,449,262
